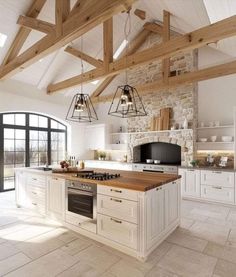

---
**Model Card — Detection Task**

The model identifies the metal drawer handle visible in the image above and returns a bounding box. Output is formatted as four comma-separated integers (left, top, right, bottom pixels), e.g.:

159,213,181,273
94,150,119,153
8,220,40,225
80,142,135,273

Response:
212,186,222,189
32,178,37,181
187,169,195,171
110,218,122,224
156,187,162,190
212,171,222,174
110,198,122,203
53,177,58,180
110,189,122,193
32,192,37,195
32,202,37,206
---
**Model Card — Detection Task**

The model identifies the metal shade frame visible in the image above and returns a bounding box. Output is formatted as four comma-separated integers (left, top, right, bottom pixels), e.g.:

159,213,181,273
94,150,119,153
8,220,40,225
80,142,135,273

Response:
108,84,147,118
66,93,98,123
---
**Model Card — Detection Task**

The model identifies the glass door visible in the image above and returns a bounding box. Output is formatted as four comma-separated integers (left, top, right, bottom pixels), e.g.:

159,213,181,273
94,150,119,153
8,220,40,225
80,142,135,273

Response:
2,128,26,191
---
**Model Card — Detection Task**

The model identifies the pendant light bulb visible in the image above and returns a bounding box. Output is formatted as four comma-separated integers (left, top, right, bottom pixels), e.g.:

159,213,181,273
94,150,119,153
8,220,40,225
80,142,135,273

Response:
120,98,127,107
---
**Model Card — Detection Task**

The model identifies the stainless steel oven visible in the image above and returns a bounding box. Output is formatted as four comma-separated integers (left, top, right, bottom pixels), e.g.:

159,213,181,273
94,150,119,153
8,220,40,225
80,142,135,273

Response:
65,180,97,232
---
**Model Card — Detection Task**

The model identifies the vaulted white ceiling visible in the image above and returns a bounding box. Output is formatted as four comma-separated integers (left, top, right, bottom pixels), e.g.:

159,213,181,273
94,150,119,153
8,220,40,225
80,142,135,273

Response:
0,0,235,100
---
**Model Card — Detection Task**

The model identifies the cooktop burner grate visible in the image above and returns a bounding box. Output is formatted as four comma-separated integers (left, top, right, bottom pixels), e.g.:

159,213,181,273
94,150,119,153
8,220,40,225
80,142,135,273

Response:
76,172,121,181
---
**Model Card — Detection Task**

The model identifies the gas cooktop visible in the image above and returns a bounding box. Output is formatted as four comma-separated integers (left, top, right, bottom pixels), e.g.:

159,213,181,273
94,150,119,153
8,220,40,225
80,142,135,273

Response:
75,172,121,181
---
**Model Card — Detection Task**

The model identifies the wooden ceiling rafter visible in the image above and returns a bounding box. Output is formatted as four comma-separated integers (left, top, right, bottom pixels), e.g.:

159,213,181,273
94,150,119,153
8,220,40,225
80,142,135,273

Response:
90,28,151,98
103,18,113,72
93,58,236,103
64,46,103,68
46,14,236,94
0,0,136,79
143,22,163,35
17,15,55,35
1,0,47,66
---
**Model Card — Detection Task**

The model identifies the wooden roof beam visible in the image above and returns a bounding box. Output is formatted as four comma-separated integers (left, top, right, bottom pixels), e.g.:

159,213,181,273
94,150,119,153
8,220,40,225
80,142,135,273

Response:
91,28,151,98
0,0,136,79
47,14,236,93
2,0,47,65
143,22,163,35
103,18,113,72
93,59,236,103
64,46,103,68
17,15,55,35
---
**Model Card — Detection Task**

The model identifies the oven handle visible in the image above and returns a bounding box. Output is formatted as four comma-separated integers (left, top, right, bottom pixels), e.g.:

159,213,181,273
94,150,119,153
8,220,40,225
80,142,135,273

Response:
68,187,93,197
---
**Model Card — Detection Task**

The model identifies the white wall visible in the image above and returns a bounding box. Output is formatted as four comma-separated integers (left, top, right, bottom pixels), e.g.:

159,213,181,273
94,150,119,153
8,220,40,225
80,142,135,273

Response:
0,80,86,160
198,46,236,125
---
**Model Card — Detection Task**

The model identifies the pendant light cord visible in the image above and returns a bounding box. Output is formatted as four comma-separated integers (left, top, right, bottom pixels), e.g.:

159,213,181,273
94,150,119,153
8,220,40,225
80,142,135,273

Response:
81,36,84,94
124,11,131,84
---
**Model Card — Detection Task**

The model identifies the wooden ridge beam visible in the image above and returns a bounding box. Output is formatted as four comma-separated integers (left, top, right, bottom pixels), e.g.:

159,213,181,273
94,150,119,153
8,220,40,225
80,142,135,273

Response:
91,28,151,98
2,0,46,65
93,59,236,103
162,10,170,83
17,15,55,35
143,22,163,35
65,46,103,68
103,18,113,72
47,15,236,93
0,0,136,79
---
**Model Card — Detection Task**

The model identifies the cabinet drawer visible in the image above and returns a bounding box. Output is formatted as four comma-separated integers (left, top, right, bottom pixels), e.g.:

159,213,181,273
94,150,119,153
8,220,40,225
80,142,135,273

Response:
30,200,46,215
27,174,46,188
97,214,138,250
201,170,234,188
201,185,234,204
98,185,138,201
97,194,138,224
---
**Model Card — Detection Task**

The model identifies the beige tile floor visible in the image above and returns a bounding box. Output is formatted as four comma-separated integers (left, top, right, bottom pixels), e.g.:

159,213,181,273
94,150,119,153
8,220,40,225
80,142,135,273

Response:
1,192,236,277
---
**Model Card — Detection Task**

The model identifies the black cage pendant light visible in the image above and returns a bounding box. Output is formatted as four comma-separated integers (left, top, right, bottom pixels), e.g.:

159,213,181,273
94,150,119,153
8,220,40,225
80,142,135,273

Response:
66,38,98,123
108,11,147,118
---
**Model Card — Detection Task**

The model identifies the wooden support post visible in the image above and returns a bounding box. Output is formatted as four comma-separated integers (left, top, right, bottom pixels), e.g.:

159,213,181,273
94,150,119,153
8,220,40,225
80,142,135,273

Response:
163,10,170,83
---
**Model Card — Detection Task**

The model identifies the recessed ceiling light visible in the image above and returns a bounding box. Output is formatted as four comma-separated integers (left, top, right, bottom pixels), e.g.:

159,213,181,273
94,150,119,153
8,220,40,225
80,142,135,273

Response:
0,33,7,48
113,39,128,60
91,80,99,85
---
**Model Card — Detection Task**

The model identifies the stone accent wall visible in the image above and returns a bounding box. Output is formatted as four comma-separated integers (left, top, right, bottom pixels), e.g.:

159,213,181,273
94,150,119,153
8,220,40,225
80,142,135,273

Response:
124,32,198,165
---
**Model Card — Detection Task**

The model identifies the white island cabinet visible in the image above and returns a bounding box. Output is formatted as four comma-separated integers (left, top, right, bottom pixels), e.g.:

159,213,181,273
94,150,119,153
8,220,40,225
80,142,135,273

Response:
47,176,66,220
15,168,180,261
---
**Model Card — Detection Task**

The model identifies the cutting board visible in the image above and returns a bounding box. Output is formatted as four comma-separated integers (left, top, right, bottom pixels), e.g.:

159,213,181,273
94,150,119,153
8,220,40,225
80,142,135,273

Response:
161,108,171,130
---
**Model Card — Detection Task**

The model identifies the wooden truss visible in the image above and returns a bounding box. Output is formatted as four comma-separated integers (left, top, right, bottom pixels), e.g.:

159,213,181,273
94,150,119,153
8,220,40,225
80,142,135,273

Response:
2,1,236,104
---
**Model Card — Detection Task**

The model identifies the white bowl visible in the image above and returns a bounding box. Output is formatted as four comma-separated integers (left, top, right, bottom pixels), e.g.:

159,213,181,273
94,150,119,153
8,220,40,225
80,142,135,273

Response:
199,138,207,142
210,136,217,142
221,136,233,142
146,159,153,164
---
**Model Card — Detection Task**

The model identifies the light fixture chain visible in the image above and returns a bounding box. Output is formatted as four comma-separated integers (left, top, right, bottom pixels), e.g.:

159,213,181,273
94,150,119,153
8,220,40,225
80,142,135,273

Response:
81,36,84,94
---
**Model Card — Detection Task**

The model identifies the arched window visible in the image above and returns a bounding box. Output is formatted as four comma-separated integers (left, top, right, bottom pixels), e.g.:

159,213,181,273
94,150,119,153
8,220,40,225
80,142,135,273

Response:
0,112,67,192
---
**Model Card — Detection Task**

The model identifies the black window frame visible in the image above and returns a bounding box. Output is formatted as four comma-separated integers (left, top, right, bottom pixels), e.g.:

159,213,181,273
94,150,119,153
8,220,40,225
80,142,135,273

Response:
0,112,67,192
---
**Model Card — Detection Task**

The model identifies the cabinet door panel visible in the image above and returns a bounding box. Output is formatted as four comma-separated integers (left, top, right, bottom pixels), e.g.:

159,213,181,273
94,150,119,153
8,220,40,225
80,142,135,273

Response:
165,182,179,228
97,214,137,250
201,170,234,188
146,187,165,249
201,185,234,204
179,169,200,197
97,194,138,223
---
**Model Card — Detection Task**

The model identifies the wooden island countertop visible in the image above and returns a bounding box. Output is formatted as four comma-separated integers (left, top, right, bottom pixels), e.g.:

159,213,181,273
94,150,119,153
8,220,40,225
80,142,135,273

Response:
53,168,181,192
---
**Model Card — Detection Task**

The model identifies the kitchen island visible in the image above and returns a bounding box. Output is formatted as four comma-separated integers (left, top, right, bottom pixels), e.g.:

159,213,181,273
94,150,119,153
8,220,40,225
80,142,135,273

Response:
15,167,181,261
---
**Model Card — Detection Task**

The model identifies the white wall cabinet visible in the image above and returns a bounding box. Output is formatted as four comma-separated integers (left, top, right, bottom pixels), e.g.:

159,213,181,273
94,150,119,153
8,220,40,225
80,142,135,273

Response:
47,177,65,220
179,168,200,198
85,124,110,150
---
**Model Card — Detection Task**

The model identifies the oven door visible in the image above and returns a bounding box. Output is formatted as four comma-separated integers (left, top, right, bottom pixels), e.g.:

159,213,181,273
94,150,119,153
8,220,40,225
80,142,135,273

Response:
67,187,94,219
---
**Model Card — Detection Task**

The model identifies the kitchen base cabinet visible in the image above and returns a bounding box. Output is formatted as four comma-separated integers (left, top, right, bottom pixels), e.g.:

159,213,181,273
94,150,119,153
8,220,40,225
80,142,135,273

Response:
15,169,181,261
47,177,65,220
179,168,200,198
179,168,236,206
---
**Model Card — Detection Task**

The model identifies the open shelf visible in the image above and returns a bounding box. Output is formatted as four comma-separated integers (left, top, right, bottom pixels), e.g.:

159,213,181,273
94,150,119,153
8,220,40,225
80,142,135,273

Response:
110,129,193,136
197,125,234,130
